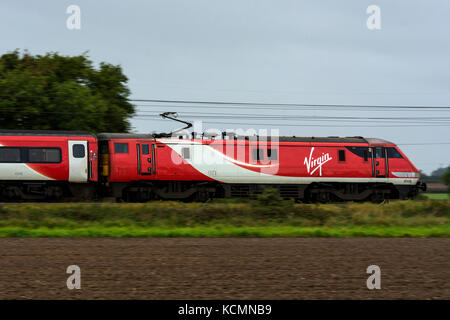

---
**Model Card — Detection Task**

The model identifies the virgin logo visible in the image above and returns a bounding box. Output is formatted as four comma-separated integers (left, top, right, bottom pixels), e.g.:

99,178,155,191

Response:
304,147,332,176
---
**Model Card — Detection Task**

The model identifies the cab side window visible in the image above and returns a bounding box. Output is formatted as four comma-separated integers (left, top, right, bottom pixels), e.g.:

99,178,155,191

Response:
142,144,149,155
375,147,385,158
363,150,368,162
387,147,403,159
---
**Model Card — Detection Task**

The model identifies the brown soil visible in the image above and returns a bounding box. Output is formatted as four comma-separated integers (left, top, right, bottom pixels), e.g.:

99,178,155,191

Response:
0,238,448,299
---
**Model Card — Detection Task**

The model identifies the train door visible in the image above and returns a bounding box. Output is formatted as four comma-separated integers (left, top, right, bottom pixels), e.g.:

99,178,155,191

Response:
136,142,153,175
68,140,88,182
153,143,172,177
374,147,387,178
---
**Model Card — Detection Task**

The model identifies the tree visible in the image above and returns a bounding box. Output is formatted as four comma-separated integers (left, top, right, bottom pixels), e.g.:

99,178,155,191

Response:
431,167,449,178
442,167,450,194
0,50,135,133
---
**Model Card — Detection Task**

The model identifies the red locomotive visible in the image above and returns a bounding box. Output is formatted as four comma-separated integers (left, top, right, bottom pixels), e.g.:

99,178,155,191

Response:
97,133,425,202
0,124,426,202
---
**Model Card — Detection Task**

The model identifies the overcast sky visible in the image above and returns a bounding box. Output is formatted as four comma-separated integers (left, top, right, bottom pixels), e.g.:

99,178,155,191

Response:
1,0,449,173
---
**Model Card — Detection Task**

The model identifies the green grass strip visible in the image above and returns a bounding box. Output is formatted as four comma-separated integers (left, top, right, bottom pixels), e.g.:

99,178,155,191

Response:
423,193,449,200
0,199,449,237
0,225,449,238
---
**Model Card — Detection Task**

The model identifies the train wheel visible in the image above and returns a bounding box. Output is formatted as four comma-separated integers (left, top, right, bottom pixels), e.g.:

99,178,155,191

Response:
370,192,385,203
194,191,210,202
44,186,64,201
2,186,22,201
317,192,331,204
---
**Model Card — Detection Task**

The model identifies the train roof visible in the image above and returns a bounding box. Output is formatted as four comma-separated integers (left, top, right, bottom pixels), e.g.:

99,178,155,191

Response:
0,129,96,137
98,133,156,140
280,137,393,144
97,133,394,144
364,138,394,144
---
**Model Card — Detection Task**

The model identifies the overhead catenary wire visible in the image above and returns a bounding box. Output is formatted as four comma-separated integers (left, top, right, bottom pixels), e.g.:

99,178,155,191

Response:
2,108,450,124
2,95,448,172
129,98,450,110
2,94,450,110
130,98,450,126
133,117,450,127
0,96,449,145
132,109,450,121
134,103,450,112
130,98,450,128
2,95,450,127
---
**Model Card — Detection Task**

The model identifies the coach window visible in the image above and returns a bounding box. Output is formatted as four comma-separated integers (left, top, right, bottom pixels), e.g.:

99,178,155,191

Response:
267,149,278,161
28,148,61,163
0,147,21,162
114,143,129,153
73,144,85,158
338,150,346,162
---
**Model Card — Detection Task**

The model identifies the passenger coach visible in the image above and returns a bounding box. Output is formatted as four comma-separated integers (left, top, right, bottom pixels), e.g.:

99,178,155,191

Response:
0,130,97,200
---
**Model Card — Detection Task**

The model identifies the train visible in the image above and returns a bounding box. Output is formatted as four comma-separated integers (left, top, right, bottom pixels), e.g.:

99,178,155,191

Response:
0,127,426,202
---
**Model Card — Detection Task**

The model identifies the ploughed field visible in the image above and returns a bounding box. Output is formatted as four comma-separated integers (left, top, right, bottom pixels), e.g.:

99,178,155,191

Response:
0,238,448,299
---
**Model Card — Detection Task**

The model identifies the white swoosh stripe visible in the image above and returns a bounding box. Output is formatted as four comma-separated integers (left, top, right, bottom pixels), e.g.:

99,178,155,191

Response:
0,143,52,180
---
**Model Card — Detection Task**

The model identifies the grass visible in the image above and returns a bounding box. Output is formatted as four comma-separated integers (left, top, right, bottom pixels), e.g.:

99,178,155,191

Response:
423,193,449,200
0,199,449,237
0,226,448,238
